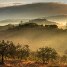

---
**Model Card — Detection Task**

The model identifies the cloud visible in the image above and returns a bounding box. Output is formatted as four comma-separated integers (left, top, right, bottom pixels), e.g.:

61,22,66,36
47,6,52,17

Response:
0,0,67,4
0,0,67,7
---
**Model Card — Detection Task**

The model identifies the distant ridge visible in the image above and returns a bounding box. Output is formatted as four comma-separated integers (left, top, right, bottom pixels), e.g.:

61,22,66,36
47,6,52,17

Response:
29,18,56,25
46,15,67,24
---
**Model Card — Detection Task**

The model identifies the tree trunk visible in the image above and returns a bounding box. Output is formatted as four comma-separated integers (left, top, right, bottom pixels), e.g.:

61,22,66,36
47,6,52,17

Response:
42,57,45,64
1,54,4,64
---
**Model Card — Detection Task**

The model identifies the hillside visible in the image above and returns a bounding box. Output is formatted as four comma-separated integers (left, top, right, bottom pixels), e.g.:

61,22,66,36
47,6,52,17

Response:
29,18,56,25
0,24,67,55
46,15,67,24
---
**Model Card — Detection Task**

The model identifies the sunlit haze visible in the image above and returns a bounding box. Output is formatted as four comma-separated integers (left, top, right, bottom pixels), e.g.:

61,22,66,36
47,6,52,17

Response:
0,0,67,7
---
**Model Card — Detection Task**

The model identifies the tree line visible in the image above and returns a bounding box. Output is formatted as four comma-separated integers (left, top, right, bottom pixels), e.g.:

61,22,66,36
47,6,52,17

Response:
0,40,67,65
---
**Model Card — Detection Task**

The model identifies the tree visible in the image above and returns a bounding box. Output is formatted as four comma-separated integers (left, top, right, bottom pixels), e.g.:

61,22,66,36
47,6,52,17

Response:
17,45,30,60
0,40,8,64
61,55,67,64
19,21,23,27
23,45,30,60
45,25,58,29
60,50,67,64
0,40,17,64
6,41,16,59
36,47,58,64
0,40,30,64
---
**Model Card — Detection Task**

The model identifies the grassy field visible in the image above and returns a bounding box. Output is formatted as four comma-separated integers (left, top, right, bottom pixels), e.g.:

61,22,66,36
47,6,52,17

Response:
0,60,66,67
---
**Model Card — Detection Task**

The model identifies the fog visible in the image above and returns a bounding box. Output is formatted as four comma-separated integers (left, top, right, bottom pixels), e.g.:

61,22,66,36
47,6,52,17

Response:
0,27,67,55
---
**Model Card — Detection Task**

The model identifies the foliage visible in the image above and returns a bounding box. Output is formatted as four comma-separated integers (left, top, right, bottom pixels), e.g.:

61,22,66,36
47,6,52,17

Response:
45,25,58,29
0,40,63,65
16,45,30,60
36,47,58,64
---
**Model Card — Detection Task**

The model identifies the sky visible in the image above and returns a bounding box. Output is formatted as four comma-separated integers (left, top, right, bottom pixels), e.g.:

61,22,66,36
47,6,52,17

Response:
0,0,67,4
0,0,67,7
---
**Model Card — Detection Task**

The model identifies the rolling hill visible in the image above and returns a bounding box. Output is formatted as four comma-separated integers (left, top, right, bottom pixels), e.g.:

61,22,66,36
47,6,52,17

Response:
29,18,56,25
0,24,67,55
46,15,67,24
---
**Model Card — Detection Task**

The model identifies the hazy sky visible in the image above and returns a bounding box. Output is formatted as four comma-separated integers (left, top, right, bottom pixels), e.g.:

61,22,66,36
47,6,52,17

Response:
0,0,67,7
0,0,67,4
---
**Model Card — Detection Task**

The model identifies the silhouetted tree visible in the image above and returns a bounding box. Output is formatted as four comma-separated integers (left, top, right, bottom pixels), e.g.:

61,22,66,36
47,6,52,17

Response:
6,41,16,59
16,45,30,60
61,50,67,64
23,23,38,27
36,47,58,64
19,21,23,27
0,40,8,64
0,40,17,64
61,55,67,64
45,25,58,29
